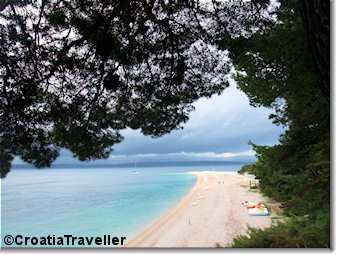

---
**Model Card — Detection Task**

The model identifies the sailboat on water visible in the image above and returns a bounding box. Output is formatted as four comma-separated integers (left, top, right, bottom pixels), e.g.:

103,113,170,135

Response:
131,161,139,174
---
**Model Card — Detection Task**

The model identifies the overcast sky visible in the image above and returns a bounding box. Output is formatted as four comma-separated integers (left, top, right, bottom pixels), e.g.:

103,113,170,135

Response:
44,78,284,165
13,79,283,166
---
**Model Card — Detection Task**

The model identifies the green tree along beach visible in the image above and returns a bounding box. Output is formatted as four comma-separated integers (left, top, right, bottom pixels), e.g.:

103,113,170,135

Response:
231,1,330,247
0,0,330,249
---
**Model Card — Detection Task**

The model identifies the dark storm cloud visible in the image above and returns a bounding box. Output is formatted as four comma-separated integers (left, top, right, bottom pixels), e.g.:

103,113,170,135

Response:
14,83,283,165
110,84,283,158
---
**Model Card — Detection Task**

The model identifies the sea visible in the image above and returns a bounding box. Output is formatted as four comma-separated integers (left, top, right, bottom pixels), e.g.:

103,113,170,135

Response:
1,161,248,247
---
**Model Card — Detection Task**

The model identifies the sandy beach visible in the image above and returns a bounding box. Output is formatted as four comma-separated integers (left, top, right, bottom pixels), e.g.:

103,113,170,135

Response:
127,171,272,248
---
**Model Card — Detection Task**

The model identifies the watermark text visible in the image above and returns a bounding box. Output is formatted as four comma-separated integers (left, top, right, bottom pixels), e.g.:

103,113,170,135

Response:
3,234,126,247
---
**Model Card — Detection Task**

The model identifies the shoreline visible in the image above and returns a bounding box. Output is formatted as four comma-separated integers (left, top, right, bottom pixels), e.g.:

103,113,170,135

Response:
126,171,272,248
126,171,202,246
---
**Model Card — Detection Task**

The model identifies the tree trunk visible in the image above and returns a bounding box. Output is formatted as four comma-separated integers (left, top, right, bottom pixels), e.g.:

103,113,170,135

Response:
299,0,330,100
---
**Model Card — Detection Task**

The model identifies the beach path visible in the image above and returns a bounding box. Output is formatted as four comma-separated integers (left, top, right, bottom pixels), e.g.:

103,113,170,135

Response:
126,171,272,248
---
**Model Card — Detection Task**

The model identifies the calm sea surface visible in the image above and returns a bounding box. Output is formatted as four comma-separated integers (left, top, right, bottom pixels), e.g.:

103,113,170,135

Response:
1,162,246,247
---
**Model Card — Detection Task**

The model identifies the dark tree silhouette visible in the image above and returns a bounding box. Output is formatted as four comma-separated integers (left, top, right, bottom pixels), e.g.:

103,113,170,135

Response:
1,0,274,177
299,0,330,99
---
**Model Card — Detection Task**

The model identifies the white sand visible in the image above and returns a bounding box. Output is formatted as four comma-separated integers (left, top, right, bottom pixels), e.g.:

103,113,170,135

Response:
126,171,271,248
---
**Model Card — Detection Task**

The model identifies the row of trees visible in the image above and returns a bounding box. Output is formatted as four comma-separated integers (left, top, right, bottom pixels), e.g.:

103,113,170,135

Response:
233,0,330,247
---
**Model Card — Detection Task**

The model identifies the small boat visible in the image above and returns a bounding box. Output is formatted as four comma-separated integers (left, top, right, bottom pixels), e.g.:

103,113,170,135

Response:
131,161,139,174
248,207,269,216
242,201,269,216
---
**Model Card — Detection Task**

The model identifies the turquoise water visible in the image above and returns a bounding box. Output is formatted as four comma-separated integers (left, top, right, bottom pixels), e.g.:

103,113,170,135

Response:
1,163,244,247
